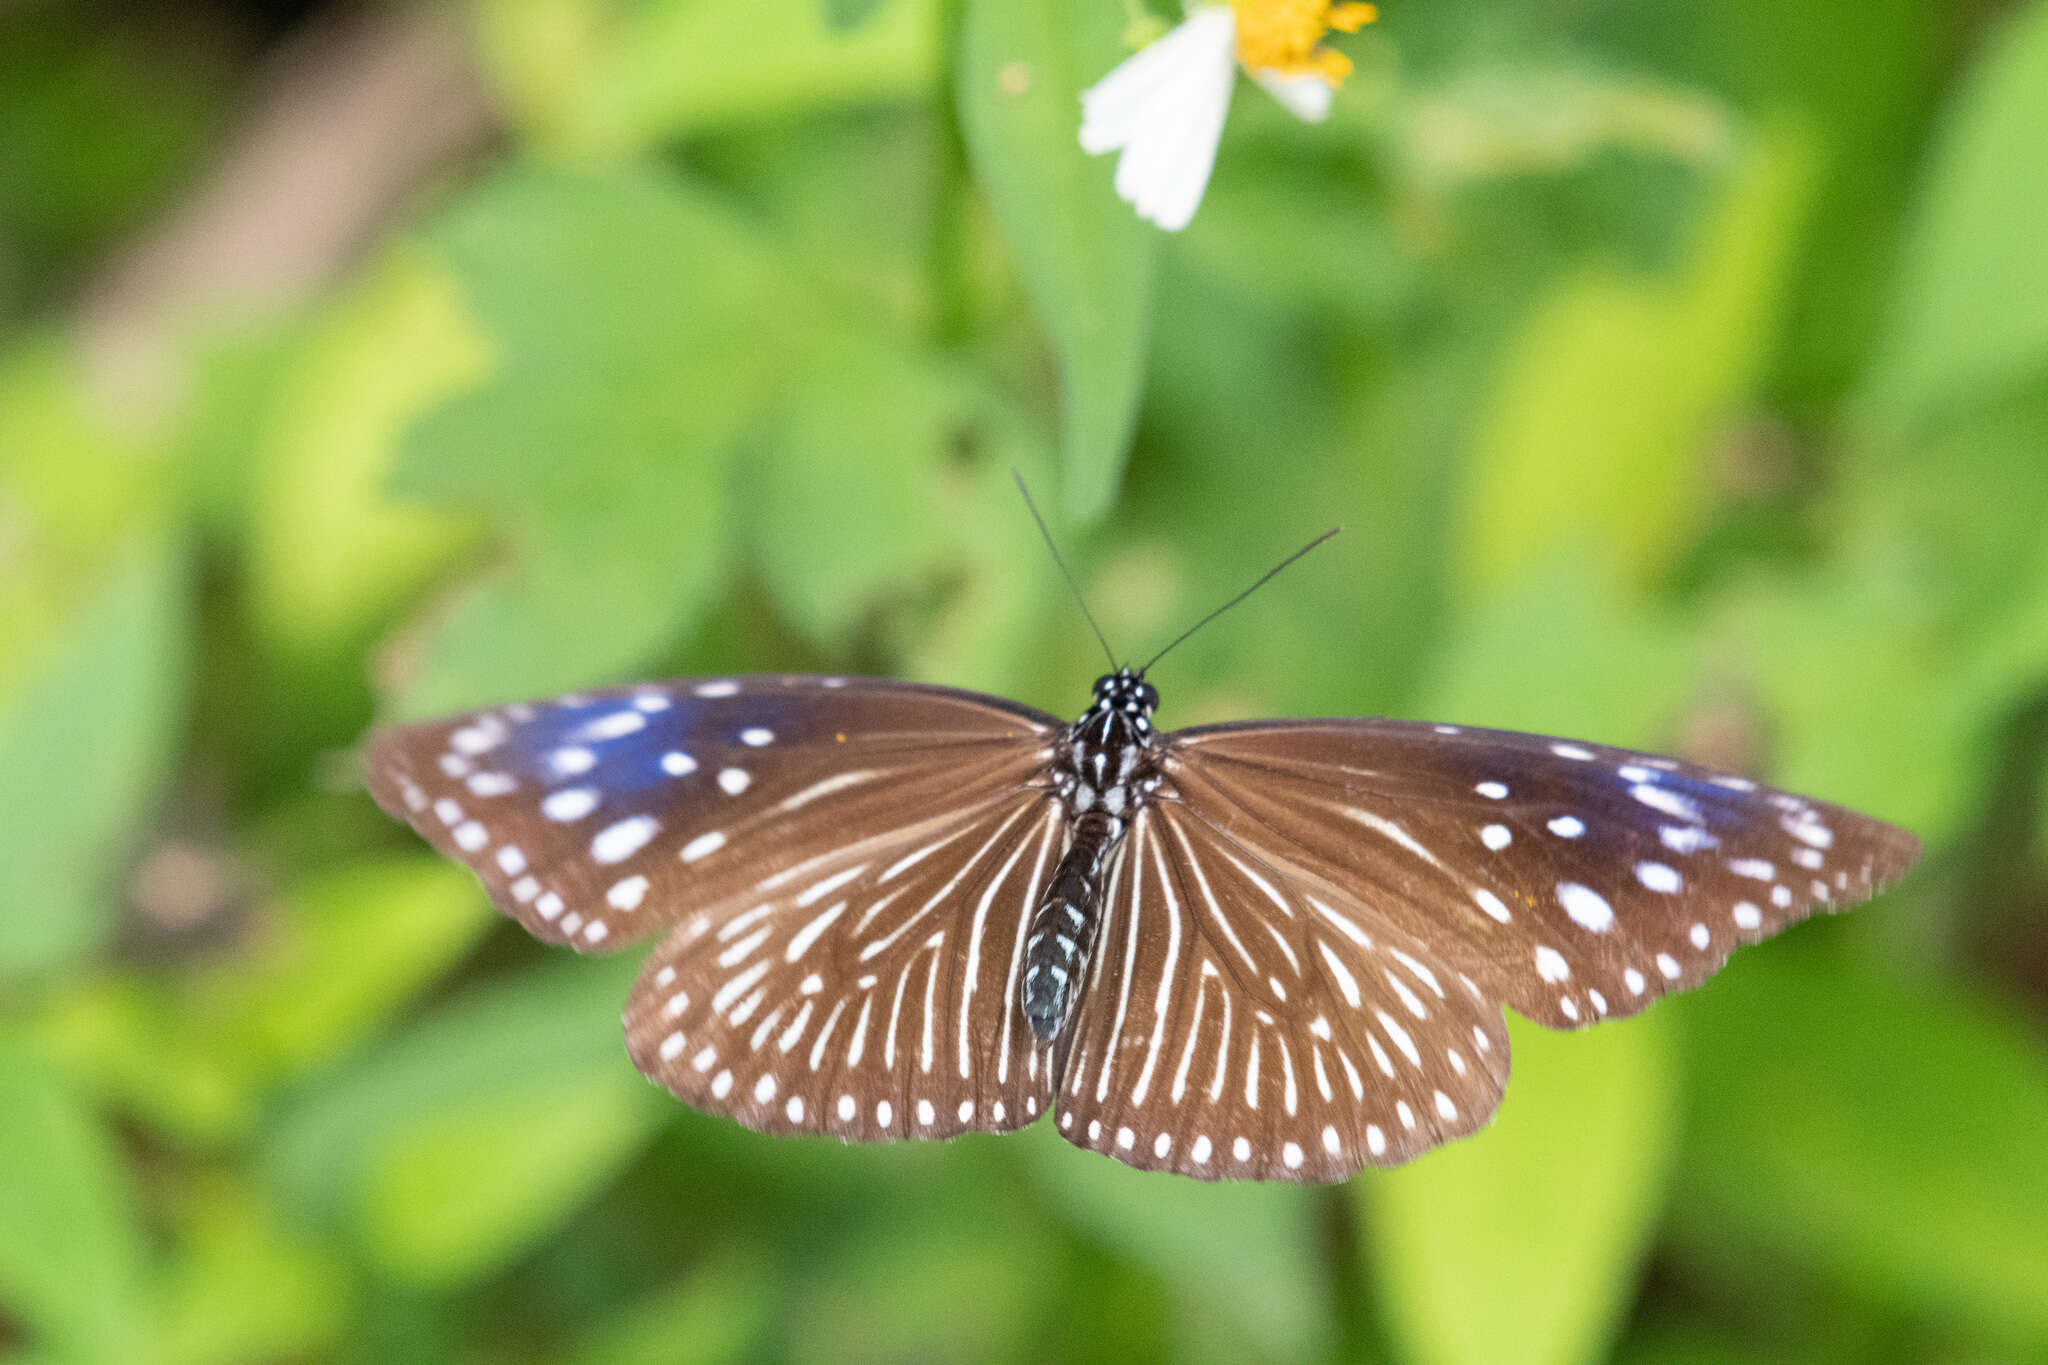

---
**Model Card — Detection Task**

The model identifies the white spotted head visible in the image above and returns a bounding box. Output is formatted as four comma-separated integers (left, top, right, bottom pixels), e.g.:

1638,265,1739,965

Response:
1082,667,1161,741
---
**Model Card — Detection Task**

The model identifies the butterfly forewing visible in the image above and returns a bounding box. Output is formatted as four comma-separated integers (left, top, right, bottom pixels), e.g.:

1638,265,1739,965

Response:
623,793,1066,1141
1163,720,1922,1033
1054,802,1510,1180
364,676,1062,952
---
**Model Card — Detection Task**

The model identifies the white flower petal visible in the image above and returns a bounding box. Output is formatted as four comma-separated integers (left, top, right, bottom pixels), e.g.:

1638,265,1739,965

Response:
1253,69,1335,123
1080,14,1217,152
1144,60,1236,229
1079,6,1238,231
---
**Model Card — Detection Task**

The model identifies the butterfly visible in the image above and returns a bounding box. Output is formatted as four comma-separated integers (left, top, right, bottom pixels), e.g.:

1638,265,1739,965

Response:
364,652,1919,1182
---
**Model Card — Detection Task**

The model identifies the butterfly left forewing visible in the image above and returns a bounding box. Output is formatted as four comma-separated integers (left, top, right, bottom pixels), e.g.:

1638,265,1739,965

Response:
1054,802,1510,1181
624,791,1067,1141
364,675,1062,951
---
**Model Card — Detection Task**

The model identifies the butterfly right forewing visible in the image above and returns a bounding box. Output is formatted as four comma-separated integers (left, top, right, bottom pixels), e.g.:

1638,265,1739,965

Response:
1163,719,1921,1032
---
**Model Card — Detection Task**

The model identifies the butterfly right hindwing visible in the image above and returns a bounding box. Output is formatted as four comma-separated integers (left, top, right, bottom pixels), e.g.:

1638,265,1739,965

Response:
1053,801,1511,1181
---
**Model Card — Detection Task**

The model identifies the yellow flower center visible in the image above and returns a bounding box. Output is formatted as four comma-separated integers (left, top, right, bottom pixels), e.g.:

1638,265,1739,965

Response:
1230,0,1377,84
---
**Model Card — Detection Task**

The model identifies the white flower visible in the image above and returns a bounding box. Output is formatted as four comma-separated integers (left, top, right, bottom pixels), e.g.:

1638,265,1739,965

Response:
1079,2,1375,231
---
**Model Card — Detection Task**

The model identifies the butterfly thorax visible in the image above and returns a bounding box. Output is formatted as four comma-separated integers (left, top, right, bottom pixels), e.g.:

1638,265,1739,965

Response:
1022,669,1163,1043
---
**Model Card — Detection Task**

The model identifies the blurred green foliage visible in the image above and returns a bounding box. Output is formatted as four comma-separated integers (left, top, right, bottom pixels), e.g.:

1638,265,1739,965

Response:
2,0,2046,1362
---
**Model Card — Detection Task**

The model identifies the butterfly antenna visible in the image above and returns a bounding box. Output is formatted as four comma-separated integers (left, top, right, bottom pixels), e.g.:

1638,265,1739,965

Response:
1140,527,1341,676
1013,470,1119,671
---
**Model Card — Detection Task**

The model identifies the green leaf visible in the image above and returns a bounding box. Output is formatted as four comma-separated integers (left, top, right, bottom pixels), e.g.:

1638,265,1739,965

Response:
569,1252,775,1365
0,343,160,700
268,955,665,1287
1669,950,2048,1346
1016,1121,1329,1361
1863,0,2048,432
784,1206,1058,1364
152,1175,353,1365
496,0,942,155
248,249,485,663
958,0,1156,519
822,0,891,33
1455,130,1815,601
32,856,489,1145
753,336,1064,667
0,541,186,974
1363,1010,1678,1365
358,1063,661,1286
234,856,493,1078
1424,557,1696,750
0,1047,146,1359
751,341,978,648
392,167,791,713
1393,62,1734,190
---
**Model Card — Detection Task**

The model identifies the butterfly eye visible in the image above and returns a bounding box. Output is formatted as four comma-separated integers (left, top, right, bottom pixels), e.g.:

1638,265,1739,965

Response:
1138,683,1159,712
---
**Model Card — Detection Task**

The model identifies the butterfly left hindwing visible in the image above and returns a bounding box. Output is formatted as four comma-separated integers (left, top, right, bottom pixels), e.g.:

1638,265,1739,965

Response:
623,793,1066,1140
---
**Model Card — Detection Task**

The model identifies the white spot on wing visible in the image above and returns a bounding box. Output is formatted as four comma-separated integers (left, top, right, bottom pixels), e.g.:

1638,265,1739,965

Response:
1630,783,1701,824
576,709,645,742
682,830,727,862
1635,861,1683,894
541,787,598,822
1557,882,1615,932
1661,824,1716,854
591,815,658,864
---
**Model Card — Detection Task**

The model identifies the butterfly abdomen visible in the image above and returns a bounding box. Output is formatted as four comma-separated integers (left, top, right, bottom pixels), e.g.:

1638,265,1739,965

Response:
1022,809,1125,1041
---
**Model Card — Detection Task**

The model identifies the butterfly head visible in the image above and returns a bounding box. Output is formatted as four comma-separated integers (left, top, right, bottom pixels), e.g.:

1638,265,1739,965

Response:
1097,671,1163,732
1083,666,1160,742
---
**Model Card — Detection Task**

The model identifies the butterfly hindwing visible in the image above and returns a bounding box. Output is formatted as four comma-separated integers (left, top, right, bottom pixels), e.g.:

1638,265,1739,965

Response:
623,792,1066,1140
1054,802,1511,1180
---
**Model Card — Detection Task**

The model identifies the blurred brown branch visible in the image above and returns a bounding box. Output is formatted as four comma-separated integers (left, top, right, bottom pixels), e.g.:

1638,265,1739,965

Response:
75,4,499,426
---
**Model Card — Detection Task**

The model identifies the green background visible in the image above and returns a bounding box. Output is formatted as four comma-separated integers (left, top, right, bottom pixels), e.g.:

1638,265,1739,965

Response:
4,0,2047,1361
